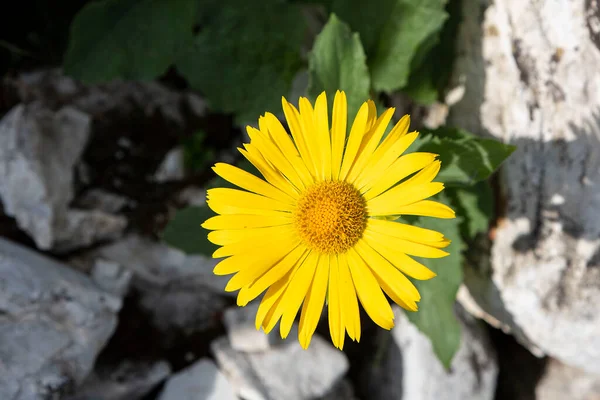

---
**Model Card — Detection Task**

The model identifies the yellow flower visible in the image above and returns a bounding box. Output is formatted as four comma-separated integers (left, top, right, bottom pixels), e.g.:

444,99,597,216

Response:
203,91,455,350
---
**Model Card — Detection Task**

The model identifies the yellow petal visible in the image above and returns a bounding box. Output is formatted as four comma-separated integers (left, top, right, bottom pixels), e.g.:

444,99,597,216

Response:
314,92,332,180
211,229,295,258
202,214,292,230
237,246,309,306
208,225,293,246
247,126,307,190
299,97,323,179
338,253,361,342
363,234,436,280
278,252,319,339
281,98,317,178
256,275,290,331
339,102,370,180
401,159,442,186
212,163,295,204
365,99,378,130
355,239,420,311
298,255,329,349
366,218,446,244
327,254,343,349
367,182,445,216
263,113,314,187
239,146,299,199
364,229,449,258
355,129,418,190
394,200,456,219
207,188,294,213
224,237,300,292
346,107,395,183
330,91,347,180
346,248,395,330
363,152,437,200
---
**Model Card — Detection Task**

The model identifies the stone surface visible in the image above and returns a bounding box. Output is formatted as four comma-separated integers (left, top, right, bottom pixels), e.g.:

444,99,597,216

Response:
364,306,497,400
76,189,131,214
0,103,126,252
211,331,349,400
223,303,284,352
448,0,600,372
93,235,228,335
91,258,133,297
7,69,206,131
67,360,171,400
158,359,237,400
0,238,121,400
536,359,600,400
154,146,185,182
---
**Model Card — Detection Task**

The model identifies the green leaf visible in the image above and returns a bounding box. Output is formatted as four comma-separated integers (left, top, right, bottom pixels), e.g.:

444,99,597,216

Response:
415,127,516,186
406,208,463,369
402,0,461,104
64,0,196,83
162,206,216,256
307,14,370,122
176,0,305,124
446,182,494,240
327,0,447,92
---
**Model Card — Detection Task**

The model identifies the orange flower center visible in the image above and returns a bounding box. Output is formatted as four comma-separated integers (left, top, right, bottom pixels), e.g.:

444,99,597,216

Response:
294,181,367,254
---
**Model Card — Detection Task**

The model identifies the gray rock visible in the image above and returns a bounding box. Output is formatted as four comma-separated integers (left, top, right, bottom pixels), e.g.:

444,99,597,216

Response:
364,306,497,400
154,147,185,183
0,103,126,252
536,359,600,400
91,259,133,297
68,360,171,400
76,189,131,214
447,0,600,373
320,379,357,400
93,235,228,336
0,237,120,400
8,69,206,132
158,359,237,400
211,332,349,400
223,303,285,352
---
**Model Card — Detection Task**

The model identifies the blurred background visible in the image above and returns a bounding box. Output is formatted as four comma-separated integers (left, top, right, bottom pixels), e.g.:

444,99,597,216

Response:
1,0,600,399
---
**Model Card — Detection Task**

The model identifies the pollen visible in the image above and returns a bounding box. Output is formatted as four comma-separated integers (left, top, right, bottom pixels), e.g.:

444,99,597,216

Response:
294,181,367,254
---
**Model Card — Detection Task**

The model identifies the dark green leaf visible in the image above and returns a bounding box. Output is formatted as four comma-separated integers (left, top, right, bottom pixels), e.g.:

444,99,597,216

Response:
415,127,516,186
162,206,216,256
326,0,447,92
176,0,305,124
64,0,196,83
446,182,494,240
307,14,370,122
406,207,463,369
402,0,461,104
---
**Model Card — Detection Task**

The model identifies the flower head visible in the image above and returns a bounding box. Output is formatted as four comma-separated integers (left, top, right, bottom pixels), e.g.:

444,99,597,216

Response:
203,91,455,349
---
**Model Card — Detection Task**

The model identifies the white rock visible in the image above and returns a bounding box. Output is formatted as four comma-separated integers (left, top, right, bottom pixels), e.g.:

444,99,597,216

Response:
364,306,497,400
158,359,237,400
0,103,126,252
68,360,171,400
0,238,120,400
91,259,133,297
154,147,185,182
211,332,349,400
223,303,284,352
93,235,228,335
536,359,600,400
448,0,600,372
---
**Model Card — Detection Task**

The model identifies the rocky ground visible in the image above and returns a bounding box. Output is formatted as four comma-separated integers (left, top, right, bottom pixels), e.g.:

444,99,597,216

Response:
0,69,599,400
